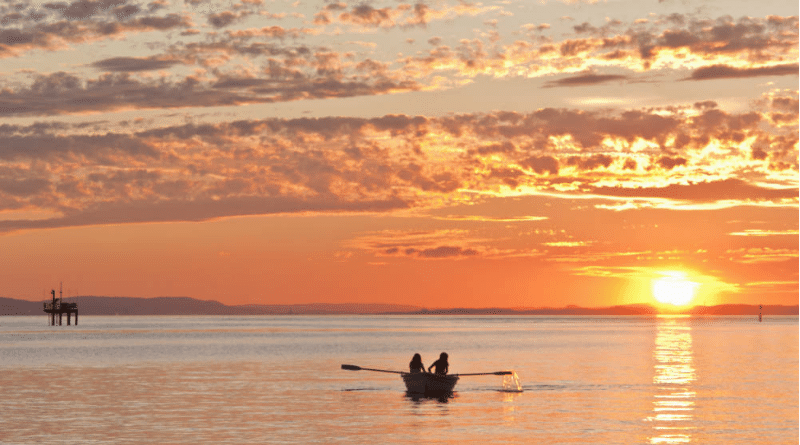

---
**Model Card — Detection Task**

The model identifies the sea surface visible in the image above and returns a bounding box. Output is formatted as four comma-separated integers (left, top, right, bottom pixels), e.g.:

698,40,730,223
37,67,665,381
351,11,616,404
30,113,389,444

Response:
0,315,796,444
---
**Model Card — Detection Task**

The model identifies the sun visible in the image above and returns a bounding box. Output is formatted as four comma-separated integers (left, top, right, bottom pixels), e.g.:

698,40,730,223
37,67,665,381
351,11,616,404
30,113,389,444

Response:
651,271,699,306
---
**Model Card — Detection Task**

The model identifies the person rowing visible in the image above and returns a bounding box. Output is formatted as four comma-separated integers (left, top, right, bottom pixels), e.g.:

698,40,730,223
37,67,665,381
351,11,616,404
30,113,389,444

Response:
427,352,449,375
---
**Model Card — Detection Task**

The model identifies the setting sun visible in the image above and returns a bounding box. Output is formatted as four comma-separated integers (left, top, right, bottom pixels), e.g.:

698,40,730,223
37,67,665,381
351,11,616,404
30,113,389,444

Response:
652,271,700,306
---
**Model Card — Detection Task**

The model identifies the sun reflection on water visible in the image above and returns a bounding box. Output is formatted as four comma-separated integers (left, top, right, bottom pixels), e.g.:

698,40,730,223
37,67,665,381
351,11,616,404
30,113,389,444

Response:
648,316,696,444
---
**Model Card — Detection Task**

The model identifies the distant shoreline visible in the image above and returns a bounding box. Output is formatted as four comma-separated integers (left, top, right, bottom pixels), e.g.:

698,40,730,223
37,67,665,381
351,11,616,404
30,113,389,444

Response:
0,296,796,316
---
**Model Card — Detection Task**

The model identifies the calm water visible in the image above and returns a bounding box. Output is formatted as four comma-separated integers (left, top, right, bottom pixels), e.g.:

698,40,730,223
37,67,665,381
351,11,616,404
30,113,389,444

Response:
0,315,796,444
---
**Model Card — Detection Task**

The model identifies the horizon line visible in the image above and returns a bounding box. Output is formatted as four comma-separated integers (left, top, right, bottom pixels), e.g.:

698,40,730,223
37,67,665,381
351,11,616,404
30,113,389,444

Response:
6,295,800,309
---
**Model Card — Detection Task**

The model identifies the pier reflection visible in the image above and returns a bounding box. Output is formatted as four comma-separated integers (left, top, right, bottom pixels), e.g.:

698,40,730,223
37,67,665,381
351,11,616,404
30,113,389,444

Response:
648,316,695,444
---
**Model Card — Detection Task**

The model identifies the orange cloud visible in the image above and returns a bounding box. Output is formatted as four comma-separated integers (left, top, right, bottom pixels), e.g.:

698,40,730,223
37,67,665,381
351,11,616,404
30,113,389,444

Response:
0,10,191,58
0,94,795,233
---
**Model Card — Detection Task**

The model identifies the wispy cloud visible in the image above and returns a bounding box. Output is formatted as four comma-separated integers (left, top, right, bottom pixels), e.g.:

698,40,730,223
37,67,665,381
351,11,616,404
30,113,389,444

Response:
0,4,191,58
543,73,629,88
685,64,798,81
728,229,799,236
90,56,181,72
542,241,592,247
726,248,799,263
432,215,548,222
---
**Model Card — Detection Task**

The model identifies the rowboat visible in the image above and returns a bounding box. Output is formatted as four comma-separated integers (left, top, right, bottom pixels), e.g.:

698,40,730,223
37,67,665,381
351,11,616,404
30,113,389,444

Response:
341,364,512,396
401,372,459,396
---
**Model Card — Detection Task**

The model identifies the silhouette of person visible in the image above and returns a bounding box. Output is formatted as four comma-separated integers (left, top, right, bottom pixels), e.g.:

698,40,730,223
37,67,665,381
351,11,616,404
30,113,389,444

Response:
409,353,426,373
428,352,449,375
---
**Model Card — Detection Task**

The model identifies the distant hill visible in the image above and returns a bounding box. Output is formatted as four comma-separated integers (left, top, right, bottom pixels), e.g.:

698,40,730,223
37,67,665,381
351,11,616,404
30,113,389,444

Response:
400,304,662,316
234,302,423,315
0,296,422,316
0,298,41,315
686,304,799,316
0,296,796,316
402,304,798,316
70,296,237,315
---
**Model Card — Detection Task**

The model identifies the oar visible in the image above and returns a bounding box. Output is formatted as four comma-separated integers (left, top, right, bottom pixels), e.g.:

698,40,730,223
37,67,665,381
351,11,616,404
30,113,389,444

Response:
452,371,512,377
341,364,404,374
342,364,512,377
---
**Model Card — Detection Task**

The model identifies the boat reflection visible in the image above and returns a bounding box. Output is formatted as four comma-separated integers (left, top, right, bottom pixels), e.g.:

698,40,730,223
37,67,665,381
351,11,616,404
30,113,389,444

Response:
648,316,696,444
405,391,454,403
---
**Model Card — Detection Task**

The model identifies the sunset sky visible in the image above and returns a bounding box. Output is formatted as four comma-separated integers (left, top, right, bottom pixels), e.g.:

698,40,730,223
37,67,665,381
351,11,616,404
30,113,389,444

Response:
1,0,797,309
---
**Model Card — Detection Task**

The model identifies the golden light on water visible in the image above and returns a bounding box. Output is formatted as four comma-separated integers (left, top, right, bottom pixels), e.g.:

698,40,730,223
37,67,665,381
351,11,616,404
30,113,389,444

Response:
652,272,700,306
502,371,523,393
648,316,696,444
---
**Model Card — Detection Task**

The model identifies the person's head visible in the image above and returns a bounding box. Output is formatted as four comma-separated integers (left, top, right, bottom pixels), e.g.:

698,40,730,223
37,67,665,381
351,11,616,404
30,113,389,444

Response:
412,353,422,362
439,352,448,361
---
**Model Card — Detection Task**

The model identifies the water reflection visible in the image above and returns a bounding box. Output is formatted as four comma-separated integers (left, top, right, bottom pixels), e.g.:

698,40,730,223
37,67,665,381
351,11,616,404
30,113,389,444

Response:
405,392,453,403
501,371,523,392
649,316,696,444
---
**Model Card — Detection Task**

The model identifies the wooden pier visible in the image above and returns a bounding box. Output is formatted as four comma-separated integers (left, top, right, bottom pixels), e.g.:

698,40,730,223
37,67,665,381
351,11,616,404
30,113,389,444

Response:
43,287,78,326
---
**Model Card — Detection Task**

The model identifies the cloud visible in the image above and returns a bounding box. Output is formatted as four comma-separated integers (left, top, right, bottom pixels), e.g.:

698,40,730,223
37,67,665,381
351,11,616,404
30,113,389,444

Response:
725,247,799,264
0,195,409,233
542,241,591,247
405,245,480,258
397,13,798,83
433,215,548,222
224,26,316,39
519,156,559,175
0,177,51,197
566,154,614,171
589,179,798,202
685,63,799,80
339,4,396,28
314,1,497,30
544,73,628,87
4,9,797,121
0,65,424,116
728,229,799,236
656,156,687,169
207,10,241,28
91,56,180,72
0,11,191,58
0,133,157,163
0,72,264,116
48,0,129,20
637,15,798,62
0,97,796,232
346,229,491,260
2,31,429,115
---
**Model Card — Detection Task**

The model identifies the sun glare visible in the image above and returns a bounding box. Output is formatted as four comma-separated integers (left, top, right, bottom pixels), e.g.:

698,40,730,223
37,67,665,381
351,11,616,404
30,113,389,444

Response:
652,271,699,306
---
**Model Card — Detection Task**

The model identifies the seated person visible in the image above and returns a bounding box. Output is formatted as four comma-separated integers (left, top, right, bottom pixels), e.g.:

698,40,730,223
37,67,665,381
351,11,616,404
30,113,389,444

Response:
427,352,449,375
409,353,426,373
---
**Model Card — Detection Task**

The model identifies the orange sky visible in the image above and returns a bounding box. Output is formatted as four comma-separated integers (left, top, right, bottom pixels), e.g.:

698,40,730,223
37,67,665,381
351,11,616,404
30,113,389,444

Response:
0,0,797,308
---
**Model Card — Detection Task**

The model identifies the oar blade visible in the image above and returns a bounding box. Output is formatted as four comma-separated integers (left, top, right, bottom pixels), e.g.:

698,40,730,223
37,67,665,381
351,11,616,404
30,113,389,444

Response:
341,364,362,371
